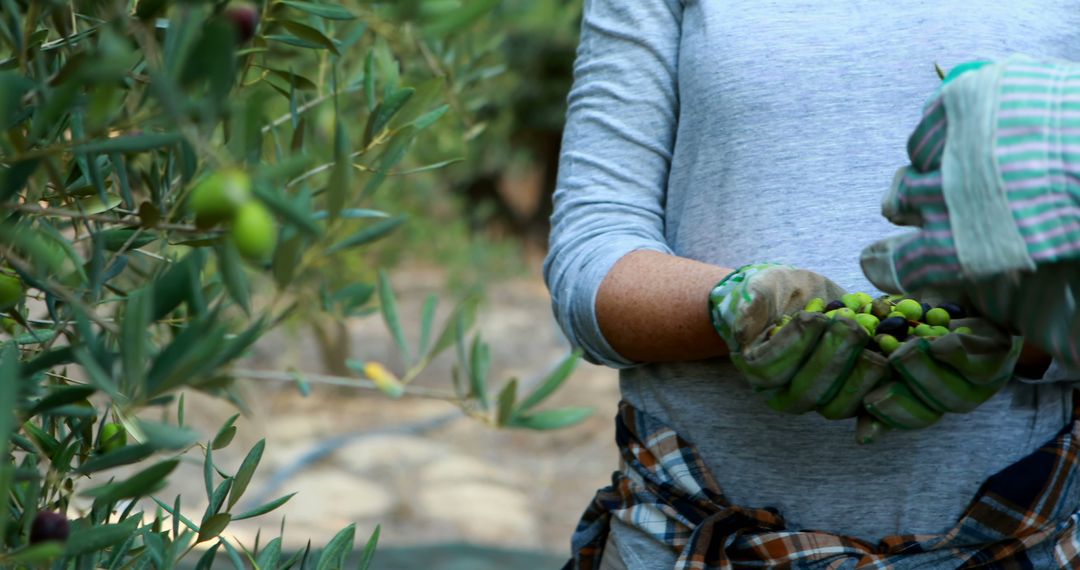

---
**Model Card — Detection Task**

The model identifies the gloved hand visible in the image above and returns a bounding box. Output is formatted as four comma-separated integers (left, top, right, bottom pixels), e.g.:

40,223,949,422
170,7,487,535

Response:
863,308,1023,432
708,264,888,420
860,55,1080,373
711,266,1024,443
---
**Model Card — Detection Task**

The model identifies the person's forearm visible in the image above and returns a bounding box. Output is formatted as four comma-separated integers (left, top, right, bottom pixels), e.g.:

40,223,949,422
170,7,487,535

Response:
596,250,734,363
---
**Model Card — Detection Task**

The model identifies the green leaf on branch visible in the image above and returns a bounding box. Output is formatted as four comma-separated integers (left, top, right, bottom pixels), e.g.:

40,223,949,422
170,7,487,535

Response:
232,492,296,520
325,216,405,254
507,407,594,431
468,335,490,407
278,1,357,20
357,525,380,570
254,186,320,237
418,294,438,357
195,541,222,570
100,228,158,252
378,270,410,364
204,478,233,521
412,104,450,131
75,444,156,474
331,282,374,315
73,194,122,215
315,523,355,570
137,419,200,450
257,536,283,569
151,249,207,320
516,350,582,412
70,132,183,155
429,295,480,360
263,68,317,91
364,51,376,112
0,344,18,460
374,125,417,173
326,119,351,220
265,34,327,51
0,158,40,204
228,439,265,509
145,314,228,397
495,378,518,426
63,517,141,557
197,513,231,544
278,20,340,55
388,79,444,131
216,239,251,313
83,459,180,503
121,288,152,391
153,496,199,533
212,414,240,450
5,541,64,565
27,385,95,418
363,87,414,146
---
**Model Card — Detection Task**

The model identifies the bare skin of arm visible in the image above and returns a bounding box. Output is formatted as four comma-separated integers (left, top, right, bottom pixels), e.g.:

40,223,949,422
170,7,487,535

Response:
596,249,1055,374
595,249,733,363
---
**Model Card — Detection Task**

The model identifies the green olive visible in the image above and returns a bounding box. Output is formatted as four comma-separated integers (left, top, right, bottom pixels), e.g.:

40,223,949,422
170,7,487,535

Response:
913,323,935,337
854,313,879,335
896,299,923,321
853,292,874,307
99,422,127,453
0,273,24,310
189,169,252,227
230,201,277,261
925,307,951,327
876,334,900,355
840,293,863,311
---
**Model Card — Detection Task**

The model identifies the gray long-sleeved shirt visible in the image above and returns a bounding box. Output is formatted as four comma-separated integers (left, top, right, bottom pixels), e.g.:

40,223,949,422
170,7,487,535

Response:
543,0,1080,561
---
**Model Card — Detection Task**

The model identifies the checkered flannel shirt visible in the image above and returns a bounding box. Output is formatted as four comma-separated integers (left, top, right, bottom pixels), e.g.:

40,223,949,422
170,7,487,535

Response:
565,396,1080,569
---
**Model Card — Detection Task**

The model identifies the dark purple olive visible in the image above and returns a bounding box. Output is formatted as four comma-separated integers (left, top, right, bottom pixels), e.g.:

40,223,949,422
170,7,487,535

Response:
937,302,967,320
224,2,259,43
824,300,845,312
30,511,69,544
876,317,909,340
920,302,933,318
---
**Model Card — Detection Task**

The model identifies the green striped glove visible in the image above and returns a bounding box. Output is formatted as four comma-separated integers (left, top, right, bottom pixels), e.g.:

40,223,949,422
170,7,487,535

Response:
708,264,888,419
863,313,1023,431
860,55,1080,374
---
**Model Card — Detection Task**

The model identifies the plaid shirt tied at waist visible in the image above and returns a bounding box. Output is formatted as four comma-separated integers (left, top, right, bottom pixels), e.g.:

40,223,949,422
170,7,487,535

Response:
565,396,1080,570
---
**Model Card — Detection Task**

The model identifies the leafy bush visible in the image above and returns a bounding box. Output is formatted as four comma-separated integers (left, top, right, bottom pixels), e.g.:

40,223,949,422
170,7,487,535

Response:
0,0,586,567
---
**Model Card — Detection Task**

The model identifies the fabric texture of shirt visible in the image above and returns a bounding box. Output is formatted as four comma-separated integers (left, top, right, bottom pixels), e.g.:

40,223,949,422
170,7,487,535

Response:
542,0,1080,561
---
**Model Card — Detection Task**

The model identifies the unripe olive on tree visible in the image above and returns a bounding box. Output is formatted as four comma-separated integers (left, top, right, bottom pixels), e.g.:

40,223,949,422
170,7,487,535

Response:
231,201,277,261
98,423,127,454
0,272,23,310
188,169,252,228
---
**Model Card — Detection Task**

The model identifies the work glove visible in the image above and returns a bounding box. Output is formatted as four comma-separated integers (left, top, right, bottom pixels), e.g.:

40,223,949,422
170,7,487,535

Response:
708,264,888,428
860,55,1080,374
862,304,1023,432
710,265,1023,442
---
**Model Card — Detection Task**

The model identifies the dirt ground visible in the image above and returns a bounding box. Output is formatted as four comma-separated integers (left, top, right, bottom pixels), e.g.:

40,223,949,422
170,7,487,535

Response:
162,263,622,561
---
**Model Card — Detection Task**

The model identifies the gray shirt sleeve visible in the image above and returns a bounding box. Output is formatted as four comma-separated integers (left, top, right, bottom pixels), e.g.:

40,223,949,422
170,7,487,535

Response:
542,0,684,368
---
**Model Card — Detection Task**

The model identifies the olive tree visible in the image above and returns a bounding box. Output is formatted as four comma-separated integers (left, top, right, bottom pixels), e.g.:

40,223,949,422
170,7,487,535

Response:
0,0,585,567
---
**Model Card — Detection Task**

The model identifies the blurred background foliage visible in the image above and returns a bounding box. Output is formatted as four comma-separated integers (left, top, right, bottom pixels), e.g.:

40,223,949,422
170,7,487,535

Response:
0,0,585,566
358,0,583,292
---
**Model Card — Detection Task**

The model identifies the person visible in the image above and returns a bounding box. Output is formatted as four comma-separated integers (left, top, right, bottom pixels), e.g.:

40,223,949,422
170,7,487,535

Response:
543,1,1080,568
